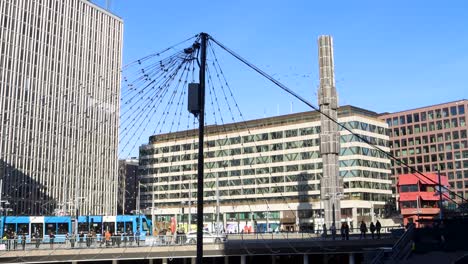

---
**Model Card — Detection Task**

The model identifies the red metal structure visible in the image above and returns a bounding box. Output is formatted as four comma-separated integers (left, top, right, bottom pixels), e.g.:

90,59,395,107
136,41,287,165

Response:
398,173,449,227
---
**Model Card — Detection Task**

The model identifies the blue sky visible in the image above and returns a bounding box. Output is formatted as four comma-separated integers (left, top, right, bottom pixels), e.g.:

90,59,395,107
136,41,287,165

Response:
98,0,467,113
91,0,468,156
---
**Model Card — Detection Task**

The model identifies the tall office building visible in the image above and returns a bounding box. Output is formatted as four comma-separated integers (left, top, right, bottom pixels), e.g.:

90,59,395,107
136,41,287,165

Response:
118,159,138,215
0,0,123,215
139,106,392,231
379,100,468,200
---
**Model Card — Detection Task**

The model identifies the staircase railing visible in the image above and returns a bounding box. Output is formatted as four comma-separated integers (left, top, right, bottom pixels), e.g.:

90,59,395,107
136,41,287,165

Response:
370,225,415,264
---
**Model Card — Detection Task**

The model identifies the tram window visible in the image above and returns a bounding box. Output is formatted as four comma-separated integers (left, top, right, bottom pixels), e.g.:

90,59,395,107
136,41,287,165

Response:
78,223,89,233
31,223,44,237
125,222,133,233
46,223,57,234
91,223,102,234
5,224,15,232
142,219,149,232
17,224,29,235
103,222,115,233
57,223,69,234
117,222,125,233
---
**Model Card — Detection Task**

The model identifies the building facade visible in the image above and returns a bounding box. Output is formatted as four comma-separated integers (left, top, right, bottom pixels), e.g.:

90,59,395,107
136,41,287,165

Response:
118,159,139,215
398,173,448,227
139,106,393,232
0,0,123,215
379,100,468,200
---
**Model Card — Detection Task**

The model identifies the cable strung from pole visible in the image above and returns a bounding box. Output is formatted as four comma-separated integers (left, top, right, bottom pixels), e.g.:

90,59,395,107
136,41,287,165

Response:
205,41,337,253
119,36,198,158
209,35,465,207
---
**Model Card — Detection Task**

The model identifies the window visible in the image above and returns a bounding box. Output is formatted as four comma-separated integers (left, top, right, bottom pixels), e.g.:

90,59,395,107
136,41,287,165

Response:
400,116,406,125
413,113,420,122
421,112,427,121
451,106,457,116
400,184,418,192
459,105,465,115
442,108,449,117
428,111,434,120
285,129,298,138
406,114,412,123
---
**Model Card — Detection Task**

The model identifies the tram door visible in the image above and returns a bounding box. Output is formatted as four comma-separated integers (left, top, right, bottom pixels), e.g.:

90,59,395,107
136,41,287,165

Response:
31,223,44,238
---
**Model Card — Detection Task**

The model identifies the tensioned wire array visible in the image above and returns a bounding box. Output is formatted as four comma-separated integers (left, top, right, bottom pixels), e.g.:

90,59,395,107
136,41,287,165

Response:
120,33,465,241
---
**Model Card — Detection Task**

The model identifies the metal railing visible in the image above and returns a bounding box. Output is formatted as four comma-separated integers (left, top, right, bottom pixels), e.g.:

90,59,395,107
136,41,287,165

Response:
0,226,404,252
370,225,414,264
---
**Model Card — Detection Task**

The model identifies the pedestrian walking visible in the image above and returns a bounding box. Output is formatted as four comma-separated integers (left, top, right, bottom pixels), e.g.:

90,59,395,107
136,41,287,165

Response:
13,232,17,250
123,231,128,247
330,223,337,241
79,231,84,247
49,231,55,249
370,222,376,239
70,233,76,248
135,228,141,246
105,230,111,247
322,224,327,239
21,234,26,250
128,230,134,246
340,223,346,240
34,231,41,249
360,221,367,239
376,220,382,239
344,223,350,240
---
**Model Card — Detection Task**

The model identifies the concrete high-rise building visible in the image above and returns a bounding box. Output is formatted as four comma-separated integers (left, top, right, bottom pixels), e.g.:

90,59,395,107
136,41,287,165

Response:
379,100,468,200
0,0,123,215
118,159,139,215
139,106,392,232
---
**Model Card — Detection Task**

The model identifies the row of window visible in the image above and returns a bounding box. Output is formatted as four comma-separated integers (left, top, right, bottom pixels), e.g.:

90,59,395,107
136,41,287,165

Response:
394,144,468,158
386,104,466,127
144,121,387,155
391,130,468,148
388,117,466,137
140,144,389,167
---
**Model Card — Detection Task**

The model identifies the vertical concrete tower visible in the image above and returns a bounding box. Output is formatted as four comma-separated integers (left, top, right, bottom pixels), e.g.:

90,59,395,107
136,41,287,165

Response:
318,36,343,229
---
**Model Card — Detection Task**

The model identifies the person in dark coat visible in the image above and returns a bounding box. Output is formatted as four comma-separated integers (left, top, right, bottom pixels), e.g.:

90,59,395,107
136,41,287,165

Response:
375,220,382,239
21,233,26,250
340,223,346,240
360,221,367,239
322,224,327,238
330,223,337,240
370,222,376,239
344,223,350,240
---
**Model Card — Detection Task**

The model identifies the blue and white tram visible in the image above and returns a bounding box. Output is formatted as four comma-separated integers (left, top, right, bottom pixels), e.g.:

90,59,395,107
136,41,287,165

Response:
0,215,152,242
0,216,72,243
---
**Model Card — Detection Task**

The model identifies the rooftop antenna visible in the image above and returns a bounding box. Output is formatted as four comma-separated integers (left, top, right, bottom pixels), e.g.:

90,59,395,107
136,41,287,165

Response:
106,0,111,10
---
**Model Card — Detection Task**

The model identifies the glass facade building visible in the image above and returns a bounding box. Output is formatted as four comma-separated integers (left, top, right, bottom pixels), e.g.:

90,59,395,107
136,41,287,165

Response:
139,106,392,230
0,0,123,215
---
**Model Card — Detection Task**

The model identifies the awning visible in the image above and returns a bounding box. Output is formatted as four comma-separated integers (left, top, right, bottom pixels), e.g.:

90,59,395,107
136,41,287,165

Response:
397,173,449,186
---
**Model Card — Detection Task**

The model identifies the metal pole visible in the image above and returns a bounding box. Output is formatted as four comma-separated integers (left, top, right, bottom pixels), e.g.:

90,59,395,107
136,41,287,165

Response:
137,182,140,213
189,179,192,232
438,169,443,220
332,203,335,229
196,32,207,264
215,170,220,234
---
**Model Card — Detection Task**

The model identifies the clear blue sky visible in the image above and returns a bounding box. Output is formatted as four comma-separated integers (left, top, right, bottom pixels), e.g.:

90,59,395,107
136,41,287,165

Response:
96,0,468,113
91,0,468,156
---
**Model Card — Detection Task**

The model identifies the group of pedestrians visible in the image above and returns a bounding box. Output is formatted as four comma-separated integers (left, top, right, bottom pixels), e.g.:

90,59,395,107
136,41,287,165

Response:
359,220,382,239
2,230,26,250
65,228,142,248
320,220,382,240
321,223,350,240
